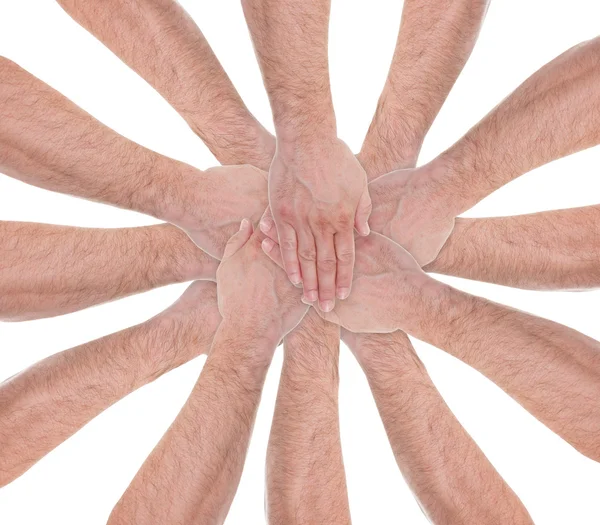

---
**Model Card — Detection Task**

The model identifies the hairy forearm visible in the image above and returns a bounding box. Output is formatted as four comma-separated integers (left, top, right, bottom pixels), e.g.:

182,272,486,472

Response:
109,320,276,525
405,282,600,461
56,0,275,169
353,332,531,525
435,36,600,213
0,221,217,321
242,0,335,141
360,0,489,178
267,312,350,525
425,206,600,290
0,57,209,227
0,281,221,487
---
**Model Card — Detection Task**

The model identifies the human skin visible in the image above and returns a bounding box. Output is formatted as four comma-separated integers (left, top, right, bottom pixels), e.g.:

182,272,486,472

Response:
0,57,268,259
266,311,351,525
357,0,490,180
367,35,600,265
425,206,600,290
55,0,275,171
0,221,219,321
0,281,222,488
108,222,308,524
242,0,372,311
344,330,533,524
263,232,600,462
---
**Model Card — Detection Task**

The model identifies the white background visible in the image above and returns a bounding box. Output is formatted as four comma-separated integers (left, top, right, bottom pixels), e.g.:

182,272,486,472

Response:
1,0,600,523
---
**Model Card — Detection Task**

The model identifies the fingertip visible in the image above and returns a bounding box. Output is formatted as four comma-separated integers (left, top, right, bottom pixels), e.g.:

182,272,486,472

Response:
260,216,273,234
336,287,350,300
262,238,275,253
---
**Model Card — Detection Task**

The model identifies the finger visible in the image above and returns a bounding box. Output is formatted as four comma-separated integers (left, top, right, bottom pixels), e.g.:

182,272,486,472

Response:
354,187,372,236
261,237,285,270
222,219,253,260
314,230,336,312
297,229,318,304
259,207,279,244
334,229,355,300
276,221,302,286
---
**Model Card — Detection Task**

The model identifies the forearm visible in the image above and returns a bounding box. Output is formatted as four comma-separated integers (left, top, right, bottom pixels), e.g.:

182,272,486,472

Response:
433,36,600,212
353,332,531,524
56,0,275,169
425,206,600,290
0,57,206,226
360,0,489,178
242,0,335,142
267,312,350,525
109,320,276,525
0,281,221,487
403,281,600,461
0,221,217,321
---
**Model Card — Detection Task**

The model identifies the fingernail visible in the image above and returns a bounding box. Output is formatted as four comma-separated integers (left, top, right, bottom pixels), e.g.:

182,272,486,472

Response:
337,287,350,300
262,238,275,252
260,217,273,233
305,290,318,303
240,218,250,231
362,222,371,236
289,273,302,285
301,296,312,306
320,300,334,313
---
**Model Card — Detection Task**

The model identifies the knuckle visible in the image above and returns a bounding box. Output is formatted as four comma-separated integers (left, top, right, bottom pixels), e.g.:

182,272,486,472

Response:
281,239,296,251
336,250,354,265
317,257,337,272
298,247,317,262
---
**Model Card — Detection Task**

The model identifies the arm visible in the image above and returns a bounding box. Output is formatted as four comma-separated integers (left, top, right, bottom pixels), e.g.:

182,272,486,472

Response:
108,319,276,525
264,232,600,462
345,331,532,525
402,280,600,463
425,205,600,290
358,0,489,179
243,0,371,311
266,311,350,525
0,281,221,487
109,219,309,524
432,35,600,212
368,36,600,265
0,57,268,258
56,0,275,170
0,221,218,321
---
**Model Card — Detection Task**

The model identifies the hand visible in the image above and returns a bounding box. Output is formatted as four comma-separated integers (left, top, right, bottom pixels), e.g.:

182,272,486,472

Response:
262,231,430,333
177,165,268,259
217,218,309,342
368,166,456,266
266,138,372,312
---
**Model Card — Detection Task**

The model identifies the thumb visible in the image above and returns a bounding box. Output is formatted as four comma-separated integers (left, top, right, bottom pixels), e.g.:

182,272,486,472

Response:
222,219,253,260
354,187,372,236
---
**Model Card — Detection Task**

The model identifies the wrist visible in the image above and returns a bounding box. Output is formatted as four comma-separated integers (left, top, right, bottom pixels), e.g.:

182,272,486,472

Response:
428,137,482,215
217,317,281,360
274,106,337,147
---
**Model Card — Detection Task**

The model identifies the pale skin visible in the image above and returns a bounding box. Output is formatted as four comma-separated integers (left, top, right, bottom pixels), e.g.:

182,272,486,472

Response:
263,233,600,462
266,311,351,525
367,35,600,265
242,0,372,311
108,222,309,524
0,221,218,321
0,280,222,488
0,57,268,259
55,0,275,171
345,330,533,524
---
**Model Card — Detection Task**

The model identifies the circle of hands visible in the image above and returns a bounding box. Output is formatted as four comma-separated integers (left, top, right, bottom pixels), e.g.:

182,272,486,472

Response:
2,3,600,524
